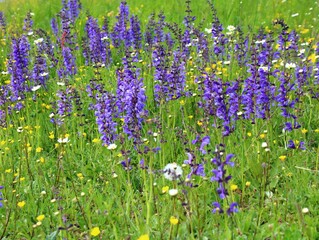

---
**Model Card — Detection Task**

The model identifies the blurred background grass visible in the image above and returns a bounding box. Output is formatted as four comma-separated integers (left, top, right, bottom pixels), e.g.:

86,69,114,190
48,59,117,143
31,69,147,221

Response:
0,0,318,35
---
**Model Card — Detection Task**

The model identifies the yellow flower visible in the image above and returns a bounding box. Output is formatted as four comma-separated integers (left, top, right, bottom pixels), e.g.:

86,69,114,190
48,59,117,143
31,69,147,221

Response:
308,53,317,63
179,100,185,106
247,132,252,137
315,129,319,133
77,173,84,180
49,132,55,139
245,181,251,187
279,155,287,161
92,138,101,143
5,169,12,173
301,128,308,134
36,214,45,222
36,147,43,153
162,186,169,194
230,184,238,191
170,216,179,225
39,157,45,163
17,201,26,208
197,120,203,126
259,133,266,139
90,227,101,237
138,234,149,240
300,28,309,34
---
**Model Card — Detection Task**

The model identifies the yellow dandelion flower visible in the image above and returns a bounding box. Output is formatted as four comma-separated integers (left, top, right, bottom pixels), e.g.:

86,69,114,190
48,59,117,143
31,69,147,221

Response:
197,120,203,126
308,53,317,63
92,138,101,143
17,201,26,208
39,157,45,163
77,173,84,180
245,181,251,187
49,132,55,139
230,184,238,191
259,133,266,139
138,234,149,240
162,186,169,194
300,28,309,34
36,147,43,153
36,214,45,222
90,227,101,237
247,132,252,137
5,169,12,173
279,155,287,161
179,100,185,106
301,128,308,134
170,216,179,225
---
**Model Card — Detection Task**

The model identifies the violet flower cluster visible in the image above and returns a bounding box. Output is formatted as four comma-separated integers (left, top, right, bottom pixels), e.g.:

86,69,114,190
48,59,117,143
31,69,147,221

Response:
0,185,3,208
7,35,30,105
211,146,238,215
94,92,117,145
116,60,148,140
0,11,6,32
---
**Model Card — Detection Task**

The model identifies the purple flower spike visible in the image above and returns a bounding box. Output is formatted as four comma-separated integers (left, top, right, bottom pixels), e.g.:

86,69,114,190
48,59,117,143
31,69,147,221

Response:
200,136,210,155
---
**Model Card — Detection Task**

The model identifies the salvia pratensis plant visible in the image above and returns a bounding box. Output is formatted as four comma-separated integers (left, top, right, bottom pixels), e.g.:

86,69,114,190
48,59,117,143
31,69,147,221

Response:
0,11,6,33
211,144,238,215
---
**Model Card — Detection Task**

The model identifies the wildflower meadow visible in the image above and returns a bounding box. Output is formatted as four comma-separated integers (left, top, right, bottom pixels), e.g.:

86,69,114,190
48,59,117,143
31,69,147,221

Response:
0,0,319,239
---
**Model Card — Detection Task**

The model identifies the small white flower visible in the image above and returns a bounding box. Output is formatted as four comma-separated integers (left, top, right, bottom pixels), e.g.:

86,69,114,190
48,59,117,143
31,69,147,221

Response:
107,143,117,150
227,25,236,32
57,137,70,143
49,113,55,118
291,13,299,17
30,12,35,16
1,71,8,75
17,127,23,133
41,191,46,195
265,148,270,152
302,207,309,213
40,72,48,77
259,66,269,72
34,38,44,44
223,60,231,65
31,85,41,92
163,163,183,181
256,40,266,44
168,189,178,196
204,28,212,34
261,142,268,148
153,132,158,137
27,31,34,36
57,82,65,86
101,36,109,41
285,62,296,69
265,191,273,198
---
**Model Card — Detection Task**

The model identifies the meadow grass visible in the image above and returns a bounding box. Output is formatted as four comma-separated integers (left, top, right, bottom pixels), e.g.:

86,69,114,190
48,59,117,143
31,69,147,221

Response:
0,0,319,239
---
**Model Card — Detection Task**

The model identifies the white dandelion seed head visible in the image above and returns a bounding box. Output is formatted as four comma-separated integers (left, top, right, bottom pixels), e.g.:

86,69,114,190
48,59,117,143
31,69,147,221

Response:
163,163,183,181
107,143,117,150
168,188,178,196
